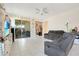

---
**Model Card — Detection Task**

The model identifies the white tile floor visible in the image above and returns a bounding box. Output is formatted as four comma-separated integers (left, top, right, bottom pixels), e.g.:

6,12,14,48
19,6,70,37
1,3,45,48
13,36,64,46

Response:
10,36,46,56
9,36,79,56
68,44,79,56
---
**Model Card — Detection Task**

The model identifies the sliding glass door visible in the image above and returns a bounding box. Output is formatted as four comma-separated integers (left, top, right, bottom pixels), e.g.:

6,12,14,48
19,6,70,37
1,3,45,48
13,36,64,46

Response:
15,20,30,39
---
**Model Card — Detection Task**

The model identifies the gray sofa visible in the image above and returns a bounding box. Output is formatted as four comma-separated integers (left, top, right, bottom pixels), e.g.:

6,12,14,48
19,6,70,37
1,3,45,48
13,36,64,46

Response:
44,32,75,56
44,30,65,41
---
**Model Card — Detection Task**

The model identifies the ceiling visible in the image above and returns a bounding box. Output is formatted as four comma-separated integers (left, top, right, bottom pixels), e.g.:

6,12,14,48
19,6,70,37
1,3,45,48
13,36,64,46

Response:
3,3,79,18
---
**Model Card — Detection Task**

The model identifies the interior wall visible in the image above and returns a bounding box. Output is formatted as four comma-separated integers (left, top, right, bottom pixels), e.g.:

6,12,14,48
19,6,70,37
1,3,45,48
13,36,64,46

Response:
43,21,48,33
47,8,79,32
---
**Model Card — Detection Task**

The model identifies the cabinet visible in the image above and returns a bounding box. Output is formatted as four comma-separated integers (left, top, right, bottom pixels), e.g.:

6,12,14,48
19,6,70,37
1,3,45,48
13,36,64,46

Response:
4,34,12,56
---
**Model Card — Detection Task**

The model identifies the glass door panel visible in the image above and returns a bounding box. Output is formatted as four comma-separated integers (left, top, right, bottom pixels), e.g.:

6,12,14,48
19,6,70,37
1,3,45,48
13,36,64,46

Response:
15,20,21,39
21,20,30,38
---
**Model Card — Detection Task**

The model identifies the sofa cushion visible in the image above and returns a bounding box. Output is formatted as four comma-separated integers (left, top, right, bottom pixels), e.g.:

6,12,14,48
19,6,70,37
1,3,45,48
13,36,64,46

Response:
63,33,71,39
48,30,64,40
59,33,74,55
45,45,65,56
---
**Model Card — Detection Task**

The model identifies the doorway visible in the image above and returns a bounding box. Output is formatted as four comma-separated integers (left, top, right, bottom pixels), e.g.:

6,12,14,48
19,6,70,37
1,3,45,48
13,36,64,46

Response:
35,21,43,36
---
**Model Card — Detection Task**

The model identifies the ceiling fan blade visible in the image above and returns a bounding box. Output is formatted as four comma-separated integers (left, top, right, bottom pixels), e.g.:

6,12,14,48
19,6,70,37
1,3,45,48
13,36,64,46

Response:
35,8,40,14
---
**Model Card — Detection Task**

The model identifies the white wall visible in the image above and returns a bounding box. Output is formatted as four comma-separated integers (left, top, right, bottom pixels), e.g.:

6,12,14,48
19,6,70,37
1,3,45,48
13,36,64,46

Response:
47,8,79,32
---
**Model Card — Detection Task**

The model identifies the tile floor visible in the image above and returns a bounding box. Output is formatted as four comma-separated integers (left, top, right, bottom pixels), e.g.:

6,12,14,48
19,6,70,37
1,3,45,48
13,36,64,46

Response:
10,36,45,56
68,44,79,56
9,36,79,56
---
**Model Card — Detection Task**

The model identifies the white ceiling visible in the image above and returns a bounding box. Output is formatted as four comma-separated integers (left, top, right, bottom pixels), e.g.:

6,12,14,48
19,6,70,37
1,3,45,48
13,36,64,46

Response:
3,3,79,18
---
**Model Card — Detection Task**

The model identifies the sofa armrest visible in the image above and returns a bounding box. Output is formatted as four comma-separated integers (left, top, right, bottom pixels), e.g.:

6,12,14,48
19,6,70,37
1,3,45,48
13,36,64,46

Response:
44,33,49,39
44,33,48,35
44,41,65,56
44,41,59,48
45,41,58,45
45,46,65,56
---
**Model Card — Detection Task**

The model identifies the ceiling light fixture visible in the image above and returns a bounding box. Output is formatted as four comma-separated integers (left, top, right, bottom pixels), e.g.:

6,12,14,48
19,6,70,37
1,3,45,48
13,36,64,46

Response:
35,8,48,22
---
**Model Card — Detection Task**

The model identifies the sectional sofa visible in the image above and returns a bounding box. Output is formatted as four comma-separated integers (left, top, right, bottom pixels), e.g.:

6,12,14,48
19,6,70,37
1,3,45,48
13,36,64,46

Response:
44,30,76,56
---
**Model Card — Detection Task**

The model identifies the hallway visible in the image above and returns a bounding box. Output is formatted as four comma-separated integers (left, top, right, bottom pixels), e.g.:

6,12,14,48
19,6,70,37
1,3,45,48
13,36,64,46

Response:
10,36,45,56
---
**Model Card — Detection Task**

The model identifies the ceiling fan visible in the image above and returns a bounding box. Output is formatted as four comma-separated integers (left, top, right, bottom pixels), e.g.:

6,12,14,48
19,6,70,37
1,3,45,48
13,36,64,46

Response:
35,8,48,16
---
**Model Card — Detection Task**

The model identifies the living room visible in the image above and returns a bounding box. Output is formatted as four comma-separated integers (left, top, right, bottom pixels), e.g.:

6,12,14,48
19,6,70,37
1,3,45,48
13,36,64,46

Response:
0,3,79,56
